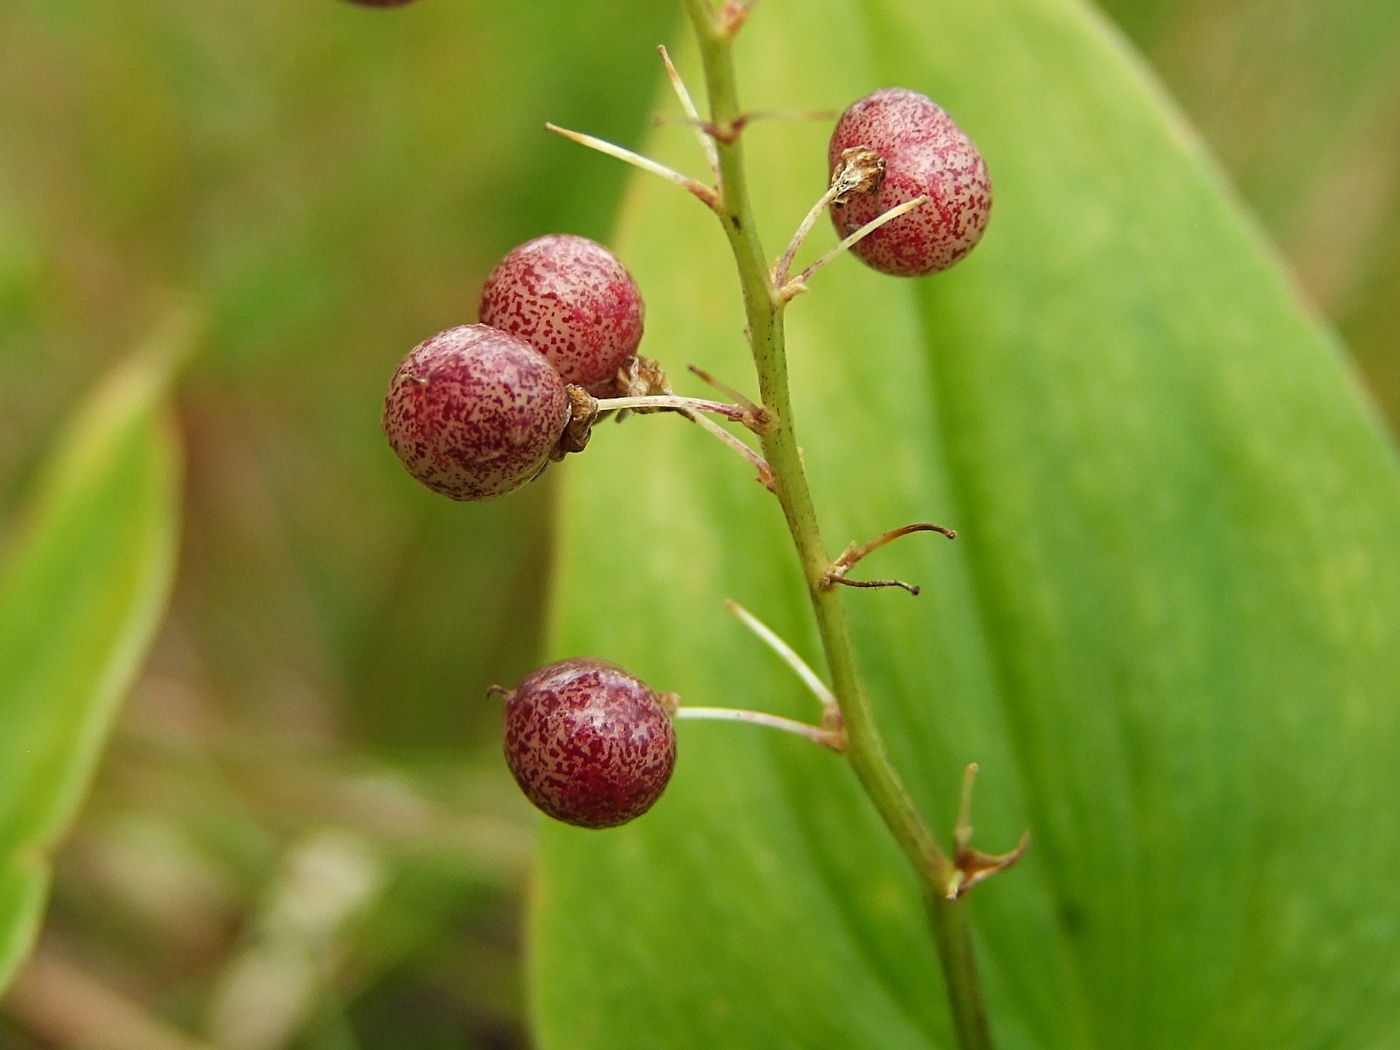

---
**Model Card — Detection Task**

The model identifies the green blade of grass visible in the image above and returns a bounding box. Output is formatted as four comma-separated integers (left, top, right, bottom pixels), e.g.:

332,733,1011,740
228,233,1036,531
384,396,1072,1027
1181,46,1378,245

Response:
0,328,184,992
532,0,1400,1046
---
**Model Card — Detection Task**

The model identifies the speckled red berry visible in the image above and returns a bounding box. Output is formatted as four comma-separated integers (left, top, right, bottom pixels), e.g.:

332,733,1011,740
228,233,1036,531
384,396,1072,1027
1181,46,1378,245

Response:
383,324,569,501
502,658,676,829
478,234,645,390
829,88,991,277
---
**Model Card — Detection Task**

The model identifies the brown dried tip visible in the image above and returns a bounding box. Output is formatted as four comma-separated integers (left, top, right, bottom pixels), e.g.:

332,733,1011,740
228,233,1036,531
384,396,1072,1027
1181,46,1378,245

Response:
829,88,992,277
502,658,677,829
830,146,886,205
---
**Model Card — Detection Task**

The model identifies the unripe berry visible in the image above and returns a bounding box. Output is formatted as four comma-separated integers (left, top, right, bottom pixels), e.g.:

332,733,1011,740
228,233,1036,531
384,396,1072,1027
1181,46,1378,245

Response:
502,658,676,829
478,234,645,390
383,324,569,501
829,88,991,277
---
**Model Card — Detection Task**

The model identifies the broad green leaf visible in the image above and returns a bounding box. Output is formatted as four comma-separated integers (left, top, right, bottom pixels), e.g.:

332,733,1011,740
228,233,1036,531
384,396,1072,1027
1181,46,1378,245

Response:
0,334,183,992
534,0,1400,1047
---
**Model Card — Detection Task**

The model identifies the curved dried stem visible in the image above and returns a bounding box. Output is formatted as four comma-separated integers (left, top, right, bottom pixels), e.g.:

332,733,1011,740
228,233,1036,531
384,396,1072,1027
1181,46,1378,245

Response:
822,522,957,593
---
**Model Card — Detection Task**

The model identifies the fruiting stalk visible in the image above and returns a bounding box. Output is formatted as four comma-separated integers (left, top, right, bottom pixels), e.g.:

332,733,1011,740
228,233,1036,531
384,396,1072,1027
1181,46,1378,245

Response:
673,706,843,751
772,146,896,289
545,123,718,209
679,3,997,1046
787,194,927,296
591,394,752,421
658,45,720,180
724,598,837,710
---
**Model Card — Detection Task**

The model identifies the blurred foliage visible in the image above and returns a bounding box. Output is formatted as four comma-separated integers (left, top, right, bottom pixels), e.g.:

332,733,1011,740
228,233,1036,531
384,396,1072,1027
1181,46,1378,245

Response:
0,0,1396,1046
0,330,181,995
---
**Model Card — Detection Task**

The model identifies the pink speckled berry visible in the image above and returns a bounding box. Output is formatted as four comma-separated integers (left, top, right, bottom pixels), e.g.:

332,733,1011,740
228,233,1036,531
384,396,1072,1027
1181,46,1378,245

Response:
383,324,569,501
478,234,645,390
502,658,676,829
829,88,991,277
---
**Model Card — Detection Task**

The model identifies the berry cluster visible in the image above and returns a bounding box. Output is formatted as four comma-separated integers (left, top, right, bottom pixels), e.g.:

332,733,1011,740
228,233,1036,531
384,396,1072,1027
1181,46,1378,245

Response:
382,234,645,502
381,78,990,829
480,235,645,391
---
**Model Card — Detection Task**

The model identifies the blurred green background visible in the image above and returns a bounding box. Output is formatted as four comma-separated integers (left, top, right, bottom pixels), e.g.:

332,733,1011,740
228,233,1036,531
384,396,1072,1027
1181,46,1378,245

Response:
0,0,1395,1046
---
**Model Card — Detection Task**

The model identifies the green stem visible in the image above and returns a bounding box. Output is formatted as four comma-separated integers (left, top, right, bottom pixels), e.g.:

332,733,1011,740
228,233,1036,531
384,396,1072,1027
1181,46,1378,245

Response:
929,892,995,1048
680,4,996,1048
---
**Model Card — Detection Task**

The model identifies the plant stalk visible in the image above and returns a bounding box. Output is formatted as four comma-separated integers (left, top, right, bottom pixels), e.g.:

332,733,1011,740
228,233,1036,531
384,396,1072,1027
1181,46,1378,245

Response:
680,4,996,1047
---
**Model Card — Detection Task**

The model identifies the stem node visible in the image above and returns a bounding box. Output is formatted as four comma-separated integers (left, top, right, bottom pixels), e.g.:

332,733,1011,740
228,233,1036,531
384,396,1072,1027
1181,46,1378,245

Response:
946,763,1031,900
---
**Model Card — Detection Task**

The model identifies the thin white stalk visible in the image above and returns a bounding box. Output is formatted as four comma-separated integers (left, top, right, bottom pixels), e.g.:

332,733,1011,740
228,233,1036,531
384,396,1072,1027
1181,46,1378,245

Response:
674,706,842,751
725,599,837,710
772,183,840,289
545,123,718,209
783,195,929,299
658,45,720,181
594,394,749,421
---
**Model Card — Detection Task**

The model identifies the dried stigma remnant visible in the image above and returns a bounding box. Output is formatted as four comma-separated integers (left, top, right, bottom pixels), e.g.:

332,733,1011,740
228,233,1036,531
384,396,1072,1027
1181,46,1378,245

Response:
829,88,992,277
479,234,645,391
500,658,677,829
382,324,569,501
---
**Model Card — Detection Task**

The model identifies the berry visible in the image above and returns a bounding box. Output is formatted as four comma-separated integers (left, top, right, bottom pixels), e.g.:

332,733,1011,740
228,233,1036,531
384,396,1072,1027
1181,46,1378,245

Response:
828,88,991,277
501,658,676,829
478,234,645,390
383,324,569,501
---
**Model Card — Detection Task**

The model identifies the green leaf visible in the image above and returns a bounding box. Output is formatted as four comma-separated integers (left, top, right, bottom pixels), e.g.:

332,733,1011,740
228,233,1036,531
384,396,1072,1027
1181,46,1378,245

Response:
533,0,1400,1047
0,330,183,992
